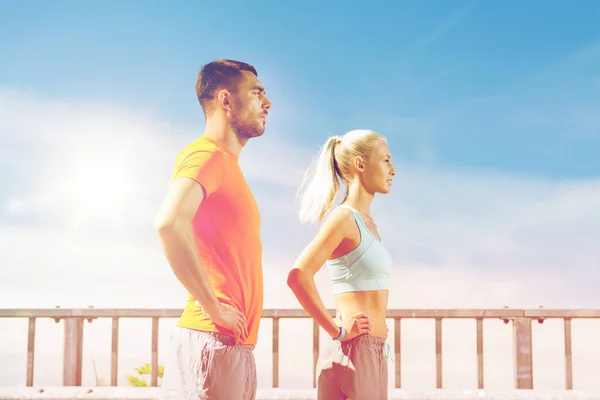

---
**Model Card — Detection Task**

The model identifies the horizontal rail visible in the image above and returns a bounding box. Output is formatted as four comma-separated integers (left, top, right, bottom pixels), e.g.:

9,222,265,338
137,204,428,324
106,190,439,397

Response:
2,308,600,319
523,309,600,318
0,387,598,400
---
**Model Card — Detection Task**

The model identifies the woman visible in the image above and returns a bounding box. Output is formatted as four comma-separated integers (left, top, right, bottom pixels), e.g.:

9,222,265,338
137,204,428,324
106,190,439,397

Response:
287,129,396,400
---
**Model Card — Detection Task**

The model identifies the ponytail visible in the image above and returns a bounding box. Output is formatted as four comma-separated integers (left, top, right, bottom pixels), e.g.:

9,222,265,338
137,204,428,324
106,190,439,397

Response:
297,136,341,223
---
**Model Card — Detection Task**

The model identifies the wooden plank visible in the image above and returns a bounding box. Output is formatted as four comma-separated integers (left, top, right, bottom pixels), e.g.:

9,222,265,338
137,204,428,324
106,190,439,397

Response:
0,309,182,318
272,318,279,388
63,318,84,386
3,308,600,319
111,318,119,386
394,318,401,388
26,317,35,387
312,319,319,388
264,309,335,318
386,309,525,319
151,318,159,387
564,318,573,390
513,318,533,389
524,309,600,319
476,318,484,389
435,318,443,389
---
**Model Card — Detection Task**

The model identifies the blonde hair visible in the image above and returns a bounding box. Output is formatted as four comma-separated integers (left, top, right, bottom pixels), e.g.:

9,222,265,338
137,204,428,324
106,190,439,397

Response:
297,129,385,223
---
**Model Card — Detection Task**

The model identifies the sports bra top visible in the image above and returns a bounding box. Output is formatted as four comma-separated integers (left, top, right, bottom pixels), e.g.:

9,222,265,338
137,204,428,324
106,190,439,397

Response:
325,204,394,295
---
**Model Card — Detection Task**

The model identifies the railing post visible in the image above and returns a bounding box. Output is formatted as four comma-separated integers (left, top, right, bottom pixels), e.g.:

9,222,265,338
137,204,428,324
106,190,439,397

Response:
272,317,279,388
476,318,484,389
151,317,159,387
564,318,573,390
111,317,119,386
26,317,36,387
513,317,533,389
63,317,84,386
312,319,319,388
394,318,401,388
435,318,443,388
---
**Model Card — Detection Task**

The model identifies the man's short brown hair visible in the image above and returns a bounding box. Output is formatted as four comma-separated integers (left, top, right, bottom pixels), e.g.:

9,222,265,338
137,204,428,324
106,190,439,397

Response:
195,59,258,115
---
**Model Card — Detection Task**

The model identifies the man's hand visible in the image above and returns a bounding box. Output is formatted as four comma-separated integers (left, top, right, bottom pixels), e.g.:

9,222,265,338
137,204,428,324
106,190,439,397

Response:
197,300,248,342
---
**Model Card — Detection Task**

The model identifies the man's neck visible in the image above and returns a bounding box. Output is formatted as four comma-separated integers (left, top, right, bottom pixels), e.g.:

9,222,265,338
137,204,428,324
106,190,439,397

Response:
203,119,246,157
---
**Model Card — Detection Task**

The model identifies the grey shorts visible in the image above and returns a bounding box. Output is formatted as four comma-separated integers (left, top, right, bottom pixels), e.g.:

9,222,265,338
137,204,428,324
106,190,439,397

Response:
316,334,389,400
161,326,257,400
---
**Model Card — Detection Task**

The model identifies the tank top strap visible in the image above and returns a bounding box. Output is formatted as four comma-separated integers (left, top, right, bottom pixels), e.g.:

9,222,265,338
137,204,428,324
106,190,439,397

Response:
337,204,370,234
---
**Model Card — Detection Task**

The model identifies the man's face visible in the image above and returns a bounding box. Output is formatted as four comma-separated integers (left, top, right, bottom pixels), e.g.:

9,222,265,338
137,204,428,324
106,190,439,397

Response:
230,70,272,140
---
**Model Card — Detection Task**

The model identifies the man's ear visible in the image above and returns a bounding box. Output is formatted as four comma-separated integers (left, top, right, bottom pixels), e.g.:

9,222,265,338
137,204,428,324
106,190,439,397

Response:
217,89,232,113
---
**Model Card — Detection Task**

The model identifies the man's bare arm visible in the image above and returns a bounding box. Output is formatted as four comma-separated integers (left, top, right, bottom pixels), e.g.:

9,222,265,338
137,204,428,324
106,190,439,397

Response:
154,177,220,315
154,177,247,340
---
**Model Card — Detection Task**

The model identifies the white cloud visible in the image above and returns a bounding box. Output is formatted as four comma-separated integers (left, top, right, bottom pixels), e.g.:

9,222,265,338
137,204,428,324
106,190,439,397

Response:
1,90,600,391
3,198,25,216
0,88,317,227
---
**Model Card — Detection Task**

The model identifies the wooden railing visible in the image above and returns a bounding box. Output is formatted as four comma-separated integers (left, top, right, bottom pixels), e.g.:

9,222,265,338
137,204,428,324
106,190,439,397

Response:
1,308,598,390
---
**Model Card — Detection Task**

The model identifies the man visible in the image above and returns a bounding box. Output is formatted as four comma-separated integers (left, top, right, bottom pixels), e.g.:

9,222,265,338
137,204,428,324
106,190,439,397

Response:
155,59,271,400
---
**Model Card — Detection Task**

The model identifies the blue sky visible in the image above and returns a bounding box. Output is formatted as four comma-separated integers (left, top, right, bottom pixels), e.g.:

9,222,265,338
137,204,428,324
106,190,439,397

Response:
2,0,599,178
1,0,600,389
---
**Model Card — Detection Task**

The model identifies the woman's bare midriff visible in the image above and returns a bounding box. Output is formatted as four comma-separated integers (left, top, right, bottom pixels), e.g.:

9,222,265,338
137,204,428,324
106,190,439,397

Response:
333,289,389,338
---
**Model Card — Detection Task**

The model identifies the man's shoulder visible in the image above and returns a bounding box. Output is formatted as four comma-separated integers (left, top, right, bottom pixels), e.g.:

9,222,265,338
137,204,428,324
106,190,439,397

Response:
173,137,230,170
179,136,222,156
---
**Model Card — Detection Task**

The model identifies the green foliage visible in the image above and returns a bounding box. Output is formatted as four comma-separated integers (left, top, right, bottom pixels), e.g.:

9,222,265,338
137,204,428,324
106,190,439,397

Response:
126,375,148,387
126,363,164,387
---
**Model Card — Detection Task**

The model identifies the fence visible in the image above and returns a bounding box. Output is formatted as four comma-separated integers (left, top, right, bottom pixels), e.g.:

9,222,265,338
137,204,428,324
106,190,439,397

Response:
1,308,597,390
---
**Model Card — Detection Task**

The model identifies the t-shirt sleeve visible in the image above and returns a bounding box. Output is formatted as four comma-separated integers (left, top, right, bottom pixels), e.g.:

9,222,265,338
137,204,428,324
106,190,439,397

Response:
171,149,224,198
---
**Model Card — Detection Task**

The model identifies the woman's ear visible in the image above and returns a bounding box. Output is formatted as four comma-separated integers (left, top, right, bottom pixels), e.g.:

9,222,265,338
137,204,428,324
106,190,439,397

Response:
353,156,365,172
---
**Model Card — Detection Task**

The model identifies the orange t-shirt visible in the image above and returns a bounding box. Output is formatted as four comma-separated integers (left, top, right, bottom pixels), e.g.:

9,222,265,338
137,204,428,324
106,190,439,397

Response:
171,135,263,345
